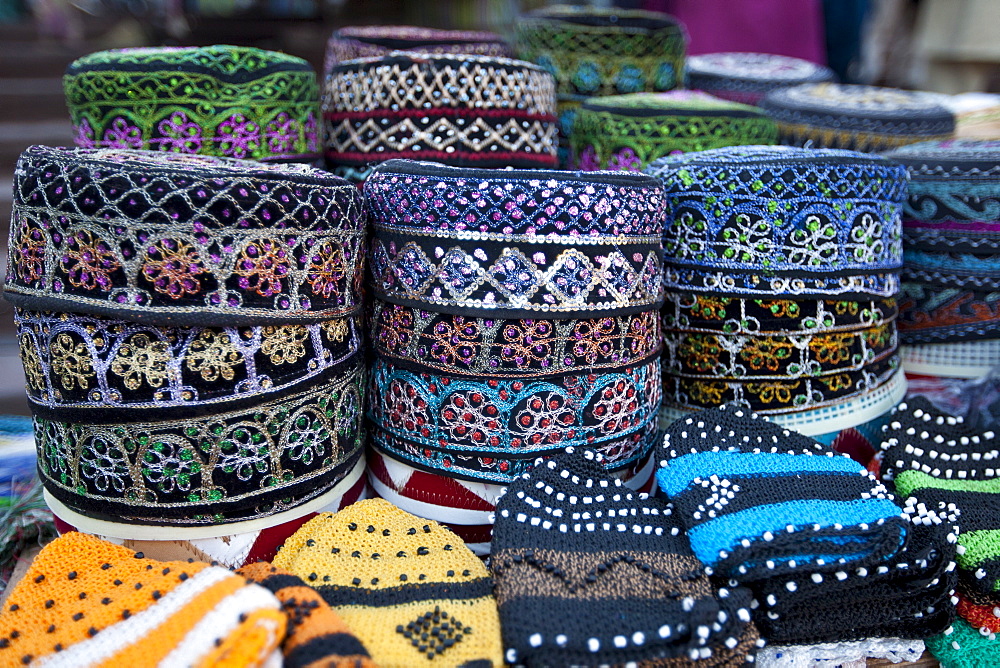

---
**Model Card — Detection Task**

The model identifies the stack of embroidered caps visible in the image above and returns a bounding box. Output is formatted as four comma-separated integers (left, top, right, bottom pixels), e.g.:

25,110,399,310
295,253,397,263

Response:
685,52,836,106
322,51,559,182
491,447,762,666
569,90,778,172
886,140,1000,379
323,25,513,76
659,405,957,663
64,45,322,163
365,159,665,554
4,146,368,567
515,5,687,166
760,83,955,152
879,398,1000,663
647,145,908,448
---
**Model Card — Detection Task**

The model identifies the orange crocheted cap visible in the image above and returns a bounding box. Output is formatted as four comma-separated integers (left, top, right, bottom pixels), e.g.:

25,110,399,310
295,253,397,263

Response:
957,592,1000,633
0,532,285,667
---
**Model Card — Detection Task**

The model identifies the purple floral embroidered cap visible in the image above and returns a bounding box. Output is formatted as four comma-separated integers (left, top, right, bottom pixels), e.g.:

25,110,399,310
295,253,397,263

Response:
365,159,666,318
64,45,321,163
4,146,366,326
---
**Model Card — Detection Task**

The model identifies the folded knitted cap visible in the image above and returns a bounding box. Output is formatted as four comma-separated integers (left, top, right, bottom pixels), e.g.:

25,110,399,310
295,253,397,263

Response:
748,502,958,645
894,470,1000,598
657,405,910,581
0,532,285,667
879,397,999,482
237,562,375,668
491,447,762,666
272,498,503,667
956,591,1000,635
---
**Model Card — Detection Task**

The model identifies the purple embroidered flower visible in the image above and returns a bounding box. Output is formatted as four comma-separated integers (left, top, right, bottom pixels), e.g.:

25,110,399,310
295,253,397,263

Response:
303,112,319,152
74,118,96,149
607,147,643,172
265,112,299,155
577,145,600,171
156,111,203,153
218,114,261,159
103,117,143,149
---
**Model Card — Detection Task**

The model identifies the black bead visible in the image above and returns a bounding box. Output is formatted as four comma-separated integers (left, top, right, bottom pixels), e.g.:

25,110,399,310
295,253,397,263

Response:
72,613,84,621
67,572,77,580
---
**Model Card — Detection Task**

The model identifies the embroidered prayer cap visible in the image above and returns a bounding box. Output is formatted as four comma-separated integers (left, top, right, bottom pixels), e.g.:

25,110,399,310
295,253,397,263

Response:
35,351,366,532
760,83,955,152
272,498,503,667
237,562,376,667
926,617,1000,666
369,354,661,484
685,52,836,106
657,404,909,581
4,146,366,326
16,308,361,416
893,470,1000,598
645,145,907,299
879,397,1000,482
366,446,657,556
491,447,762,666
570,90,778,172
902,248,1000,291
371,301,662,379
323,53,559,182
0,532,285,667
747,500,958,645
898,283,1000,344
324,25,512,74
64,45,320,163
366,159,665,318
885,139,1000,253
514,5,687,99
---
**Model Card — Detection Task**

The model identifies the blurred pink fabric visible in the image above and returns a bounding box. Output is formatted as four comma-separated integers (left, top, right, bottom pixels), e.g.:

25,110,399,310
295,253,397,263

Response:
648,0,827,64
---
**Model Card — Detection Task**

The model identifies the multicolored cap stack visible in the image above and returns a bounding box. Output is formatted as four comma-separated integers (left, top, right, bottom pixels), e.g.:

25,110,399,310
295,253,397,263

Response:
686,52,836,106
64,46,321,163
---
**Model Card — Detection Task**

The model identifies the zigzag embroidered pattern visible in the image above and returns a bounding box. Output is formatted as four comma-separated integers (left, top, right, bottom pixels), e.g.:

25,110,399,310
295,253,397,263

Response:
898,283,1000,343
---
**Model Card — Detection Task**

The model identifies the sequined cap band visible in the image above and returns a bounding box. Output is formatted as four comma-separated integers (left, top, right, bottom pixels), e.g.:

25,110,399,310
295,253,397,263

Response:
16,308,360,417
372,302,660,379
368,355,661,483
34,353,365,526
4,146,366,325
760,83,955,152
64,45,321,162
570,91,778,172
685,52,836,106
323,53,558,181
324,25,513,75
646,145,906,298
367,159,665,317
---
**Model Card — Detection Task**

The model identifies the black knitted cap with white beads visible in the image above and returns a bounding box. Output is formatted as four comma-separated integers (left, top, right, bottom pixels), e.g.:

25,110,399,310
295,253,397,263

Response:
490,447,763,667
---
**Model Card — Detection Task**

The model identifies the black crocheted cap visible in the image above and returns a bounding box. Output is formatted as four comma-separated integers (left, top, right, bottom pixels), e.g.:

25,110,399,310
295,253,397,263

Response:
657,405,910,582
685,52,836,105
748,498,958,645
491,447,762,666
879,396,1000,482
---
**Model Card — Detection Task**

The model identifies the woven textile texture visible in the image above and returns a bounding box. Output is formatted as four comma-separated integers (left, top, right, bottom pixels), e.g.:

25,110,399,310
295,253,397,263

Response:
760,83,955,152
65,45,320,162
898,283,1000,344
657,404,909,580
323,53,558,181
926,616,1000,667
272,498,503,667
4,146,366,326
324,25,512,74
570,91,778,172
685,52,836,106
491,447,762,666
0,532,285,666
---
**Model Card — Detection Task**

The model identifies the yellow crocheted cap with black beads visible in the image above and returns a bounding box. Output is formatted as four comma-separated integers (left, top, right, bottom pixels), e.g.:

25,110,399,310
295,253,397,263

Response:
0,532,285,667
273,498,503,667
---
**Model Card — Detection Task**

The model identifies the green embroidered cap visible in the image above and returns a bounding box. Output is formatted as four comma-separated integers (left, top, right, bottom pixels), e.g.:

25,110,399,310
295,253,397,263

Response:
64,45,321,163
570,90,778,171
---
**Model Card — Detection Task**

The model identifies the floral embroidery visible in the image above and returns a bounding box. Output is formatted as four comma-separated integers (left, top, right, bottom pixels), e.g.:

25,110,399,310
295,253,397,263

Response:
321,318,349,343
746,380,800,405
306,240,345,299
235,238,291,298
18,333,46,391
142,440,201,493
741,337,794,372
218,113,261,159
265,112,299,155
74,118,96,149
185,329,243,381
103,117,143,149
15,225,47,284
678,334,721,373
140,238,207,299
79,435,131,493
49,332,95,391
808,333,855,365
570,317,616,365
60,229,120,291
607,147,642,172
110,333,170,390
261,325,309,365
156,111,203,153
688,380,726,406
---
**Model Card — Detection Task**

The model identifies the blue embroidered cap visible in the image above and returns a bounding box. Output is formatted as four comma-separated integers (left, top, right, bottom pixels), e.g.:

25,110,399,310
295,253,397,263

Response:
366,159,665,317
646,145,907,298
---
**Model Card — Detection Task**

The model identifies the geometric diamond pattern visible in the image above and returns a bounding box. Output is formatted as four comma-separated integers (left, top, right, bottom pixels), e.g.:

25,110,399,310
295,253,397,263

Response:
396,606,472,660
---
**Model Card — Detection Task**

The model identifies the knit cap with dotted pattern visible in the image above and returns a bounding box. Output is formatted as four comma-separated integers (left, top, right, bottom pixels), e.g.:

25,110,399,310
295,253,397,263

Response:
926,616,1000,668
657,404,910,582
894,469,1000,598
879,397,1000,482
237,562,375,668
0,531,285,667
491,447,762,667
272,497,503,668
